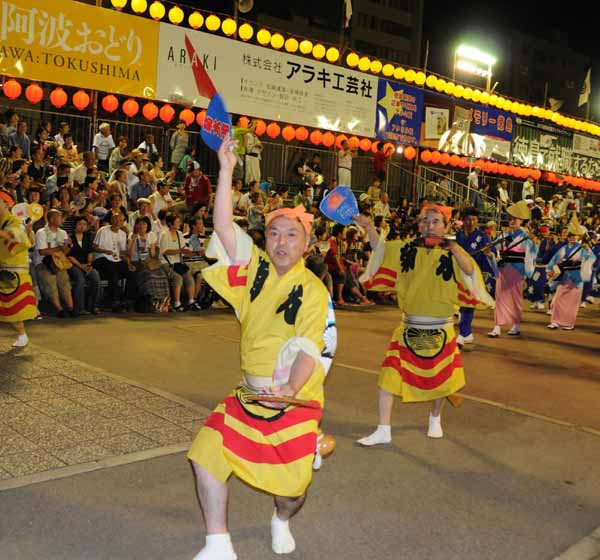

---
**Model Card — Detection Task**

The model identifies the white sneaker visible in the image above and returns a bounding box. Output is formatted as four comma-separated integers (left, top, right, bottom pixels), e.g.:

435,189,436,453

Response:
546,322,559,329
561,325,574,330
456,334,465,347
12,334,29,348
462,334,474,344
427,414,443,438
536,302,545,310
507,326,521,336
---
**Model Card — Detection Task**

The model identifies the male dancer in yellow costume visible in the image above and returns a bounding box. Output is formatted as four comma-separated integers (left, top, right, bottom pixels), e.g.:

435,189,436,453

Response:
188,139,335,560
0,191,37,347
355,204,493,444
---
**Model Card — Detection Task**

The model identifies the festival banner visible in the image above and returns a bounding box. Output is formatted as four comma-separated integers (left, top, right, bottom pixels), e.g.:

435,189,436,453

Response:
156,24,377,136
0,0,158,97
374,79,423,145
512,121,600,180
572,133,600,158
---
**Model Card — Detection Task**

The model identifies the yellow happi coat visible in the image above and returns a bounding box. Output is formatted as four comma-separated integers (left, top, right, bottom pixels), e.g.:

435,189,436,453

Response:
188,225,332,497
361,237,493,402
0,214,37,323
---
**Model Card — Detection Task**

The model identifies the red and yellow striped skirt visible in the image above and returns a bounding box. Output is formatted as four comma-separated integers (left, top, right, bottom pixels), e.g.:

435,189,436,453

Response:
188,388,322,497
379,320,465,402
0,268,37,323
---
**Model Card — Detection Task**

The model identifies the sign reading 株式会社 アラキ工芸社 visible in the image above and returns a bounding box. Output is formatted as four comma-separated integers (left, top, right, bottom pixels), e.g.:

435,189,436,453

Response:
0,0,158,98
155,23,377,137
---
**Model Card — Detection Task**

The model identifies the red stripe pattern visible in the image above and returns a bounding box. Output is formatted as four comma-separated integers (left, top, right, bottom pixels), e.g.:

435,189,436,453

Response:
386,338,456,370
0,282,34,302
382,352,462,390
0,295,37,317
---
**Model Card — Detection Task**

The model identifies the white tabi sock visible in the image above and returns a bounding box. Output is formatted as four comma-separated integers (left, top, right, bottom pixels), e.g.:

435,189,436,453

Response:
356,424,392,446
193,533,237,560
427,414,443,439
12,334,29,348
271,511,296,554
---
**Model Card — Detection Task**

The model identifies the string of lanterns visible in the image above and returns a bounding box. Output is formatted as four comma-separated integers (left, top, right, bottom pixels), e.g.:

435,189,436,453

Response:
107,0,599,138
419,149,600,191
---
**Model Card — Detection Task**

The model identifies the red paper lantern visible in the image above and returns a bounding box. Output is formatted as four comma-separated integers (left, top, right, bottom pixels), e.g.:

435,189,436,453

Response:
25,83,43,104
335,134,348,149
322,132,335,147
439,152,450,165
254,119,266,136
489,162,498,174
50,87,68,108
404,146,417,160
72,90,90,111
475,159,485,169
421,150,432,163
122,98,140,118
282,125,295,142
532,169,541,180
383,142,394,155
143,102,159,121
371,141,380,154
483,161,492,173
449,154,460,167
102,94,119,113
359,138,372,151
498,164,507,175
159,104,175,123
348,136,360,150
238,116,250,128
431,150,441,164
459,157,468,168
196,110,206,127
266,122,280,139
3,79,22,100
295,127,309,142
179,108,195,126
310,130,322,145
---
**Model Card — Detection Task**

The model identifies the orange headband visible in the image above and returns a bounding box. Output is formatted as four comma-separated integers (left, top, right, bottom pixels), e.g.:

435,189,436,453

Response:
0,190,15,208
419,203,452,223
266,205,314,235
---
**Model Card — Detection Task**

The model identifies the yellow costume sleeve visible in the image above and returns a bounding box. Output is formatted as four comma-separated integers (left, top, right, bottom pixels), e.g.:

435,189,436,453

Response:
359,237,408,292
0,216,31,259
454,257,495,310
201,223,255,312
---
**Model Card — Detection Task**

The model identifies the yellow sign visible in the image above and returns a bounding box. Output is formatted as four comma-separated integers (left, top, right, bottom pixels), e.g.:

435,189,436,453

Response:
0,0,158,98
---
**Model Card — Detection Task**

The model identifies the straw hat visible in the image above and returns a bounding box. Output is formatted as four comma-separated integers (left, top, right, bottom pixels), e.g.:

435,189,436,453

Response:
567,215,585,236
507,200,531,220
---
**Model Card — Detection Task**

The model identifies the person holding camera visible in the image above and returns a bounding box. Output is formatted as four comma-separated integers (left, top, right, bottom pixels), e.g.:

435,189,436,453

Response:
158,212,196,311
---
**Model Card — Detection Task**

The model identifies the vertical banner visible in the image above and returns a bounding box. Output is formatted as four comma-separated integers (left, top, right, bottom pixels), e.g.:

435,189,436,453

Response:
375,79,423,145
0,0,158,97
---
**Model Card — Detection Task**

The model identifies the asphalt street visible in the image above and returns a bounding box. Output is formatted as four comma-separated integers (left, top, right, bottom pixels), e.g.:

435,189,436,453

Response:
1,304,599,559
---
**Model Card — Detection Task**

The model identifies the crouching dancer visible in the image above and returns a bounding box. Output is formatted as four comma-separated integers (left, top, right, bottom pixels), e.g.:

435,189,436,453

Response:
188,139,334,559
354,204,493,444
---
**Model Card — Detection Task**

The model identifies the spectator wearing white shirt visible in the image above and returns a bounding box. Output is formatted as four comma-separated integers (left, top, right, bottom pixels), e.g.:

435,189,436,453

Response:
137,134,158,156
54,122,70,148
109,136,128,175
92,212,133,312
129,198,155,232
70,152,97,186
467,166,480,190
33,209,74,317
149,181,173,218
158,212,196,311
93,123,115,173
522,175,535,201
373,193,391,219
183,216,208,305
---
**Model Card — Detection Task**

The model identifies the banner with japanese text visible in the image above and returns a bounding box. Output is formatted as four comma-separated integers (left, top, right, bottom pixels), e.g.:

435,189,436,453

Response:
156,23,377,136
0,0,158,98
374,79,423,145
513,121,600,180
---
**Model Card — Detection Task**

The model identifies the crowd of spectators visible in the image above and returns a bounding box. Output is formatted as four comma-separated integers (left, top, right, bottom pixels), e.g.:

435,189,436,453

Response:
2,109,600,316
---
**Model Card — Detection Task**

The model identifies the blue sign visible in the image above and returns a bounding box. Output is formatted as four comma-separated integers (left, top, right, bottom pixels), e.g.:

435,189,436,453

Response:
375,79,424,145
464,103,514,142
319,186,359,226
201,93,232,152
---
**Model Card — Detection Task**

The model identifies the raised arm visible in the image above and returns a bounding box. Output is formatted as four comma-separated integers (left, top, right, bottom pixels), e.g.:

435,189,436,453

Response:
354,214,380,248
213,138,238,259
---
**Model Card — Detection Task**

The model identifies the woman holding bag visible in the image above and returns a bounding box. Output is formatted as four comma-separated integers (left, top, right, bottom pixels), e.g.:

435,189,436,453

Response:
158,212,197,311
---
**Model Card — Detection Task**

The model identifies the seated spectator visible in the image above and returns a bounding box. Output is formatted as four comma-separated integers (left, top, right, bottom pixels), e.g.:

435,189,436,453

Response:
306,226,333,297
33,209,74,317
70,151,97,186
325,224,347,305
149,181,173,218
293,184,312,212
373,192,391,219
68,216,101,315
155,208,169,237
101,193,129,229
93,212,133,312
129,170,153,207
128,215,170,312
247,192,265,230
129,197,155,232
54,121,70,148
183,216,208,307
28,146,51,183
32,127,54,161
180,161,212,212
9,121,31,160
108,168,129,203
109,136,128,175
149,154,169,187
56,132,80,166
231,178,244,214
343,228,373,305
158,212,197,311
238,180,262,214
137,133,158,156
366,179,382,203
0,145,22,177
